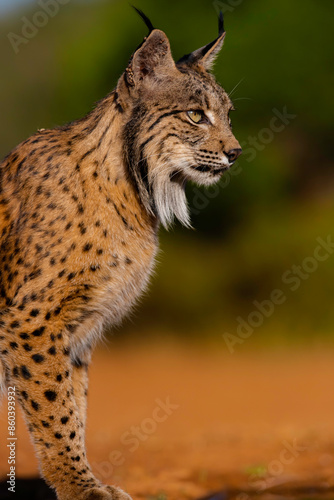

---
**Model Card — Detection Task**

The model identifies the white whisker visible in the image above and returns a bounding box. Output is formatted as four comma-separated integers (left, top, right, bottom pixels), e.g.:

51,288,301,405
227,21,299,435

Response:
228,77,245,98
232,97,253,102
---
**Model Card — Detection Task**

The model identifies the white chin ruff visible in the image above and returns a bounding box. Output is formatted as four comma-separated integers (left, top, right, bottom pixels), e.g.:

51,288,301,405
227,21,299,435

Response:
153,174,191,229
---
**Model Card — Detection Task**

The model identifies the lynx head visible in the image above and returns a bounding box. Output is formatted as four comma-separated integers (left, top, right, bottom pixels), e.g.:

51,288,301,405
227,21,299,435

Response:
117,10,242,228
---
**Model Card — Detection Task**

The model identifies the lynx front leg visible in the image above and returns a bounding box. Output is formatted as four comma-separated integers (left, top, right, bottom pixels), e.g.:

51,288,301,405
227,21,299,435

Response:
71,350,92,432
6,337,130,500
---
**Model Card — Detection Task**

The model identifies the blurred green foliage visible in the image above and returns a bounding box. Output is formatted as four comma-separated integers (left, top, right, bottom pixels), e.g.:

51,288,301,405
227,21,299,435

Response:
0,0,333,346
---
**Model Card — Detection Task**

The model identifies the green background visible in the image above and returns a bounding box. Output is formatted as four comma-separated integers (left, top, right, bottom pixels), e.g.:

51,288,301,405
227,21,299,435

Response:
0,0,333,347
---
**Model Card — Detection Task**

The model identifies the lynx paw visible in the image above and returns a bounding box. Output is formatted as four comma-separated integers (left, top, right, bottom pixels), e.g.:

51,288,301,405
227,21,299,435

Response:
105,485,132,499
84,485,132,500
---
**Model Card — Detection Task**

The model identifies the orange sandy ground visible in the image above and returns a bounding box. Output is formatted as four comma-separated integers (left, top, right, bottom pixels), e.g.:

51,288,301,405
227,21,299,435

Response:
1,344,334,499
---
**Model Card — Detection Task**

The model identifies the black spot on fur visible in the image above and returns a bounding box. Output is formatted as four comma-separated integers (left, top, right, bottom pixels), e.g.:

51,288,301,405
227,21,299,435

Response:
21,390,28,400
32,354,45,363
21,365,32,379
78,222,87,235
31,400,39,411
32,326,45,337
83,243,92,252
44,390,57,402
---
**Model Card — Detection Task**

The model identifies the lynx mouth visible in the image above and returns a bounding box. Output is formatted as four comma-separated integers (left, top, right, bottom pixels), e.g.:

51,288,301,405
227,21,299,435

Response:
169,163,230,189
192,164,230,175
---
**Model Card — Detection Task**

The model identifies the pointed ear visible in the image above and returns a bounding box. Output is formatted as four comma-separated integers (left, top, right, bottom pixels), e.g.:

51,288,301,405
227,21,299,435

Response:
124,29,176,86
177,12,226,72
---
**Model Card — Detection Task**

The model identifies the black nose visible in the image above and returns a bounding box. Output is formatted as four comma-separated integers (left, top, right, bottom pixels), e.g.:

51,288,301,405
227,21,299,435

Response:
225,148,242,163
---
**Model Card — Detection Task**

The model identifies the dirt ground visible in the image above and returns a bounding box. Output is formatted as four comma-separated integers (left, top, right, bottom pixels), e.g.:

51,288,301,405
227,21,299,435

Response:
1,344,334,499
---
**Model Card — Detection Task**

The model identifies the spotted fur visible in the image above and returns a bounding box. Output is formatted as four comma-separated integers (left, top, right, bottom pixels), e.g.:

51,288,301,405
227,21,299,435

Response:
0,14,241,500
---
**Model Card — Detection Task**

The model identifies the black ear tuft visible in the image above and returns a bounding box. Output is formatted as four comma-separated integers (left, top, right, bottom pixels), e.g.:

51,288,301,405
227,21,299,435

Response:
176,13,226,71
218,11,225,36
132,6,155,33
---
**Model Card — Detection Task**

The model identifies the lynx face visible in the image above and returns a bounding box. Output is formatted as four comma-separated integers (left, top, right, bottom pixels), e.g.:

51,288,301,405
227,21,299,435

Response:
119,18,242,228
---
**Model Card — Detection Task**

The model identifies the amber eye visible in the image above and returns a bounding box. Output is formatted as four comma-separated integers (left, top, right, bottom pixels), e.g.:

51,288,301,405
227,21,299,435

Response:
187,110,204,124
